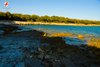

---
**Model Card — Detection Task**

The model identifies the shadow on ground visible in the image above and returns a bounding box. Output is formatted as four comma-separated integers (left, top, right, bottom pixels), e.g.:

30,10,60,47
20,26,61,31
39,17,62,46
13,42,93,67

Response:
0,24,100,67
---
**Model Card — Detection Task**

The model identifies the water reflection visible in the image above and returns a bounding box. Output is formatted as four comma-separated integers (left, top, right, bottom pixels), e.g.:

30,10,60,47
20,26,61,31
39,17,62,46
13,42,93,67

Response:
64,37,87,46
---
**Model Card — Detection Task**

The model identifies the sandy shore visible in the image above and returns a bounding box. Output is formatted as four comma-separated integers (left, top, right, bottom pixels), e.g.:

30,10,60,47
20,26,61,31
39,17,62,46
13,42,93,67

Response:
14,21,100,26
0,21,100,26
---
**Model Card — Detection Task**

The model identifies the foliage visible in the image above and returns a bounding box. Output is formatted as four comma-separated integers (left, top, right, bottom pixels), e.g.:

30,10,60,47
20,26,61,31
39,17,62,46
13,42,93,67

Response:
0,11,100,24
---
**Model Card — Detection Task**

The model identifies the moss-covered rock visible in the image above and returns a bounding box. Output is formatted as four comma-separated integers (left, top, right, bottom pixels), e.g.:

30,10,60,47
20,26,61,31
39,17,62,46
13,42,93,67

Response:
40,37,67,51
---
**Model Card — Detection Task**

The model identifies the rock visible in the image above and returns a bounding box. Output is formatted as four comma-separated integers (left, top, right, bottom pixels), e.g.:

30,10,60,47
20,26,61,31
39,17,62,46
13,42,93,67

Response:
38,48,44,52
77,34,84,40
25,58,42,67
38,54,44,59
0,45,3,50
45,55,50,59
0,49,24,67
15,62,25,67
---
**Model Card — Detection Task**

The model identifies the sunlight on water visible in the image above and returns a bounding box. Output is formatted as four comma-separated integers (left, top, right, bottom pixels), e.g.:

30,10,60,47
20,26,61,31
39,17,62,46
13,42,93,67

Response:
18,25,100,45
21,25,100,37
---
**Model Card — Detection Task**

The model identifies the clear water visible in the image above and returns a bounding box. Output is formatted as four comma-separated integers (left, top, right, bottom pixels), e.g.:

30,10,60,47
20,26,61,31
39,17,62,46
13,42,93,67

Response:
21,25,100,37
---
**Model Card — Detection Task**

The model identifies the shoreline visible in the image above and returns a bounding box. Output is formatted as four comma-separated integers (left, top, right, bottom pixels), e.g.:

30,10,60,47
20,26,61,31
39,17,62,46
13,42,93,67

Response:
0,29,100,67
14,21,100,26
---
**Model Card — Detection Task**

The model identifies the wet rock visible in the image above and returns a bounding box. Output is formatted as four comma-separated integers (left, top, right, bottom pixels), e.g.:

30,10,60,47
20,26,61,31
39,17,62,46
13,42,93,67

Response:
38,54,44,59
0,45,3,50
0,49,24,67
45,55,50,59
15,62,25,67
25,58,43,67
0,24,21,35
38,48,44,52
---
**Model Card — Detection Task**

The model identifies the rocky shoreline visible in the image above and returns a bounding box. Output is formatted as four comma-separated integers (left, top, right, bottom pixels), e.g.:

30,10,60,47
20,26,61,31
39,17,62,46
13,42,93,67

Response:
0,24,100,67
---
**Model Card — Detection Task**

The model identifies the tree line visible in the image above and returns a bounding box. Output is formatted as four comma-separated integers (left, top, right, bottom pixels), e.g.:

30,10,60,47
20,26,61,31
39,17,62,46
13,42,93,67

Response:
0,11,100,24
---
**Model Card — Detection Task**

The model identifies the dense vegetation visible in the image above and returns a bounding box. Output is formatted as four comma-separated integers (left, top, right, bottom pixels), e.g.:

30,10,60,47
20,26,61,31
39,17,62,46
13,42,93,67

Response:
0,11,100,24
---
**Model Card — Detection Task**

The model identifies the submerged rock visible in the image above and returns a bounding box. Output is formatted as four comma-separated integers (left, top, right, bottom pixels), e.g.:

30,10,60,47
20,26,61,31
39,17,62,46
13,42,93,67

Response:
65,37,87,46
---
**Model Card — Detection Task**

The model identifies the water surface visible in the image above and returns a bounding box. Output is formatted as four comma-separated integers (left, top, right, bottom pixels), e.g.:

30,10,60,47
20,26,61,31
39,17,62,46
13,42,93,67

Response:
21,25,100,37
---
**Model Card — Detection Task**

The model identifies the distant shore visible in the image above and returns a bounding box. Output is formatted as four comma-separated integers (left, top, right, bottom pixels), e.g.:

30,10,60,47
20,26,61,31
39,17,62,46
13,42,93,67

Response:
0,21,100,26
14,21,100,26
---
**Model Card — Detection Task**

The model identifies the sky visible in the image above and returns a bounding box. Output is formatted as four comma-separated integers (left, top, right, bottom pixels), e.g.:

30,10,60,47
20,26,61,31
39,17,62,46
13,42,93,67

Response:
0,0,100,20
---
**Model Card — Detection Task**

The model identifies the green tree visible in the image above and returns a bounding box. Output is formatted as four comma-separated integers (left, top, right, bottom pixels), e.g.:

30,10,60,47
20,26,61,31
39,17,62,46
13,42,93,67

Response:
31,15,39,22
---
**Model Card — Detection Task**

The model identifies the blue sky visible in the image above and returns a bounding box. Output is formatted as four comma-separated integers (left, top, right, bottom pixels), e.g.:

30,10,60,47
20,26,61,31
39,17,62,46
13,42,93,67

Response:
0,0,100,20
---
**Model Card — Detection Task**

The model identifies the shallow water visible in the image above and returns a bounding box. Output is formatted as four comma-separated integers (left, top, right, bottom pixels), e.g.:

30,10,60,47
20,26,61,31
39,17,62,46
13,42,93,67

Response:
21,25,100,37
19,25,100,45
0,24,99,45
